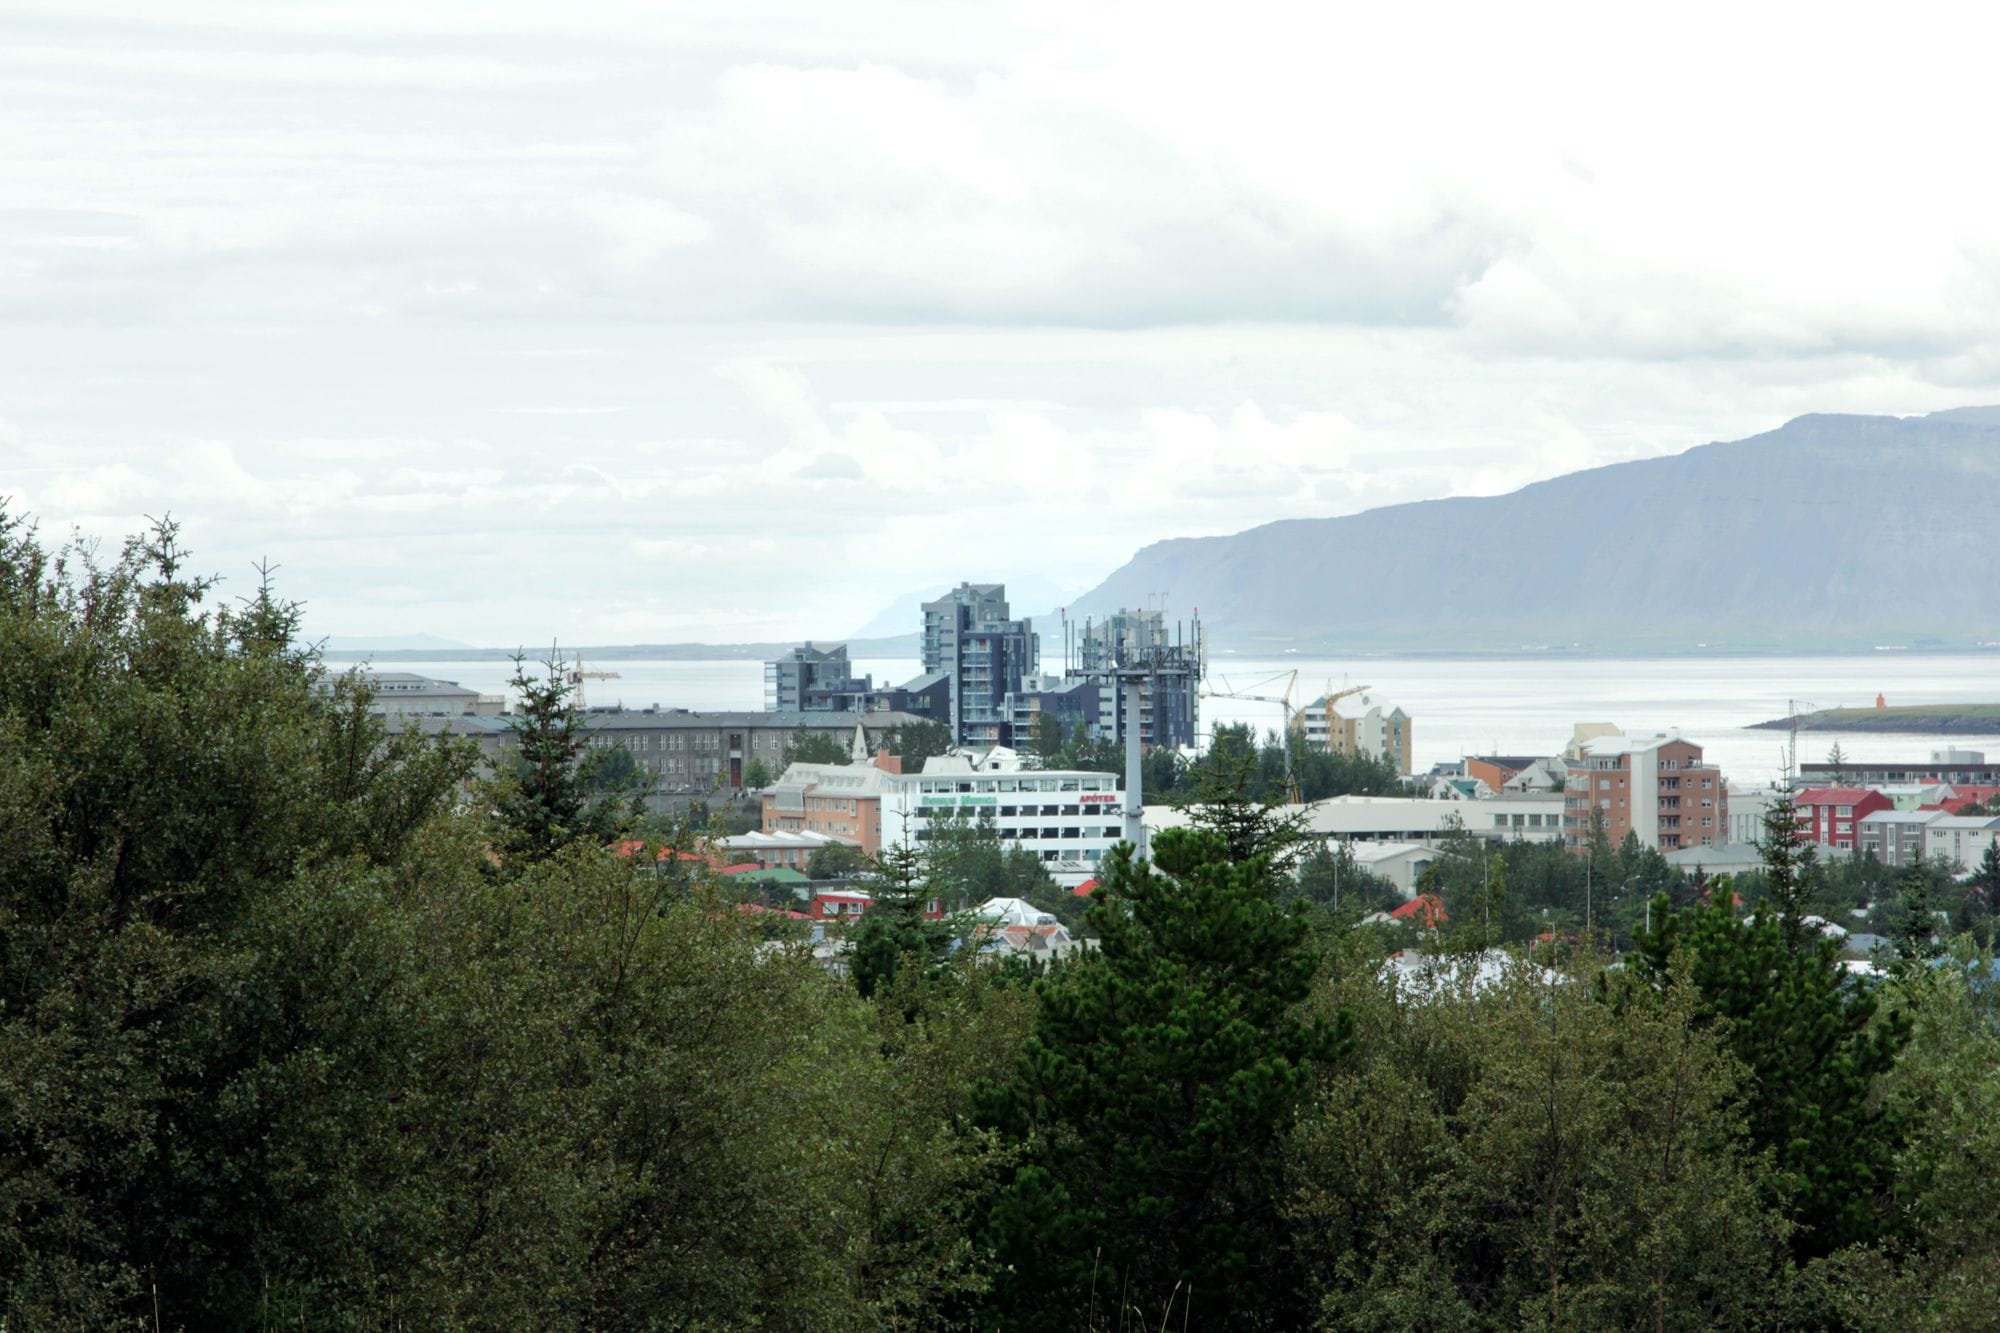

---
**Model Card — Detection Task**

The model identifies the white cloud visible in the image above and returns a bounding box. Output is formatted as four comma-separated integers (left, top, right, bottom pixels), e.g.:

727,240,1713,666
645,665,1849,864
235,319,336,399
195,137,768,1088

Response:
3,1,2000,642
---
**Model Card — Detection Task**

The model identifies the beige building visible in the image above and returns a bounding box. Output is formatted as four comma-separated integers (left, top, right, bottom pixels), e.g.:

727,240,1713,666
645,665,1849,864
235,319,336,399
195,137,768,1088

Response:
1301,690,1413,776
1563,733,1726,853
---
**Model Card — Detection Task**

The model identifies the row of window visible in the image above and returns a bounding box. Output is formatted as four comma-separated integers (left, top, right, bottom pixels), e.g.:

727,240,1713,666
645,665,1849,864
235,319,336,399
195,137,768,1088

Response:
915,778,1112,794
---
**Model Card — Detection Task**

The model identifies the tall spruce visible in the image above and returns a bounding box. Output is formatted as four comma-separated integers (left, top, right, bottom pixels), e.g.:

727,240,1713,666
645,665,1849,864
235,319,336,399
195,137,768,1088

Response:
977,826,1347,1329
491,648,635,867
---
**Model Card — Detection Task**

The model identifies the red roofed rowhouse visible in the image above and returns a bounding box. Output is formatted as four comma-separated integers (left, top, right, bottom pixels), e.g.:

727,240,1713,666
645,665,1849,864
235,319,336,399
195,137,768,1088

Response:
1793,787,1892,851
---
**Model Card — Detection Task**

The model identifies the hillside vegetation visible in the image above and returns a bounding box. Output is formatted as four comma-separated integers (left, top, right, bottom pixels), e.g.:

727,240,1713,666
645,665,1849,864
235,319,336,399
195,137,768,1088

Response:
6,511,2000,1331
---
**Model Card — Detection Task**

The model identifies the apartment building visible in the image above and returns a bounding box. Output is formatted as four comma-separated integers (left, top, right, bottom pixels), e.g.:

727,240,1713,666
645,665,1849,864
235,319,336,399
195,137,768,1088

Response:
763,643,875,713
1857,809,1942,868
1793,787,1893,851
921,583,1039,746
1727,786,1777,846
1301,690,1414,776
1923,815,2000,874
1563,733,1726,852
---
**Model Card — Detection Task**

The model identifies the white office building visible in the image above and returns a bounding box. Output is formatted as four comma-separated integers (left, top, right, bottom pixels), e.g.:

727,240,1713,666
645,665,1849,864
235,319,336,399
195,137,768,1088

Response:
881,747,1125,886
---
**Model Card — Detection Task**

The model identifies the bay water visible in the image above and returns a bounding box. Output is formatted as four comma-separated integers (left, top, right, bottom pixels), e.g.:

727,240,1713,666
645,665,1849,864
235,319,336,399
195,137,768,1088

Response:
351,652,2000,789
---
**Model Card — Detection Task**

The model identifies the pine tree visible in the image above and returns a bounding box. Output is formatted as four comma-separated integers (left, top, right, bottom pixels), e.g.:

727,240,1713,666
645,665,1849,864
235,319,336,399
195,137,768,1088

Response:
1756,786,1818,953
977,828,1347,1329
1634,876,1907,1258
490,648,633,868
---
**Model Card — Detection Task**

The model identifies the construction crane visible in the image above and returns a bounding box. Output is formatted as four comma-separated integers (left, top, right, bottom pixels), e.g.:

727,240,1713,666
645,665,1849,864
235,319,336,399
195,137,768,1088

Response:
1311,680,1372,752
1204,669,1304,803
566,653,621,710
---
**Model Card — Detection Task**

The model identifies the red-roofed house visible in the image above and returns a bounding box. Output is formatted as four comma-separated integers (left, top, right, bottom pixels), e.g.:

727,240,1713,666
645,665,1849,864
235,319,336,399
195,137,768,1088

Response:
1389,893,1448,929
1794,787,1892,851
1071,877,1100,898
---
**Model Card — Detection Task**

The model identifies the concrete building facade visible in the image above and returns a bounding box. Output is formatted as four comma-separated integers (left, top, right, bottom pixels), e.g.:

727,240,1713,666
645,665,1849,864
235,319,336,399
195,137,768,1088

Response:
362,671,504,717
763,643,875,713
1924,815,2000,874
921,583,1039,747
1563,733,1726,853
1857,809,1942,868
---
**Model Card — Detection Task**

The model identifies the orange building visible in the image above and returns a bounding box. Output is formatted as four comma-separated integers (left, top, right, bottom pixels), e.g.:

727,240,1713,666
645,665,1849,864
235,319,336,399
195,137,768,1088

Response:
1563,733,1726,853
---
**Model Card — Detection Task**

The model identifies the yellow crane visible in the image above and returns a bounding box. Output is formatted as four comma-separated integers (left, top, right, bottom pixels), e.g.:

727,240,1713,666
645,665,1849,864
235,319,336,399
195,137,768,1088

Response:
566,653,621,710
1312,680,1372,753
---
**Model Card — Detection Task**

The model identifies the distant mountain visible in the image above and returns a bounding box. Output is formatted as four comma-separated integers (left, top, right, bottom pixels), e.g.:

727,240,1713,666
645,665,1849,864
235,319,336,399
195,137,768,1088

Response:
1069,409,2000,652
316,632,473,654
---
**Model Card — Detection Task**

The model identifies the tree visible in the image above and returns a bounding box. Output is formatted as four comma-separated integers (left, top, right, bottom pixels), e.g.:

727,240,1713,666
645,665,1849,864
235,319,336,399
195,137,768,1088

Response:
977,828,1346,1329
0,514,477,1326
741,755,774,790
1634,878,1908,1258
1975,839,2000,907
849,844,956,1000
1827,741,1849,786
806,840,874,881
1755,786,1818,953
490,649,643,867
881,719,952,768
781,728,850,766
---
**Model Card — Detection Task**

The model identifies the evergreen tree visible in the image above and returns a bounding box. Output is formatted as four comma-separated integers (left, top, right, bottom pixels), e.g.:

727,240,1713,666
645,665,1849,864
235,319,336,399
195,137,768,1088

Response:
849,843,954,1000
1634,878,1908,1257
977,828,1346,1329
1756,786,1819,953
490,648,636,867
1975,839,2000,907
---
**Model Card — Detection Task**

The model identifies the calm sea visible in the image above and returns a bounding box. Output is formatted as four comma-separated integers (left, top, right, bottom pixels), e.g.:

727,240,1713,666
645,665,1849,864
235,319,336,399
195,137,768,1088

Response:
348,652,2000,788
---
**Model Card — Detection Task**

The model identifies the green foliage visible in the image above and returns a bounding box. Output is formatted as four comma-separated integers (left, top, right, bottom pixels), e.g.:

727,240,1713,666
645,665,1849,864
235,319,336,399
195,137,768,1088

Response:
742,754,775,790
1289,948,1787,1329
806,839,875,881
782,727,851,766
881,718,953,767
1634,879,1908,1258
977,828,1346,1329
1164,721,1402,807
849,844,957,1000
490,649,639,868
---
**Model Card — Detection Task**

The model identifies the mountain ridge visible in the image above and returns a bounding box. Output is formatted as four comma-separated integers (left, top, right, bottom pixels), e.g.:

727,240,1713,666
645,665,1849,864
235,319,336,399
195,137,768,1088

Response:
1067,409,2000,651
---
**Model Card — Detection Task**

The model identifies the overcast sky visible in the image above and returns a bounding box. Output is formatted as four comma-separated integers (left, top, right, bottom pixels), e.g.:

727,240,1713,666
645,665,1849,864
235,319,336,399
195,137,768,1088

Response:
6,0,1999,645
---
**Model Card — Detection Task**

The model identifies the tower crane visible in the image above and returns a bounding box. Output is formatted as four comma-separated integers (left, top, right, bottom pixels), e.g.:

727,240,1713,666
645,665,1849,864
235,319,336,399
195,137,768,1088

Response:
1312,680,1372,753
1203,668,1304,804
566,653,621,710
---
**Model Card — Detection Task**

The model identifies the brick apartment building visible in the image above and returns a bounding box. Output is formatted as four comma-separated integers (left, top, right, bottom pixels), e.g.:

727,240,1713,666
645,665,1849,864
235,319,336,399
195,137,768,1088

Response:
1563,733,1727,853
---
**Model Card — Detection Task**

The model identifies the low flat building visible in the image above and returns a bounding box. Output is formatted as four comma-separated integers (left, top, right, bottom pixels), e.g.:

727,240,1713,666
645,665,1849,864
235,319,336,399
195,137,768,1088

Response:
386,707,926,808
362,671,505,717
1146,793,1566,849
1799,749,1999,788
715,829,860,872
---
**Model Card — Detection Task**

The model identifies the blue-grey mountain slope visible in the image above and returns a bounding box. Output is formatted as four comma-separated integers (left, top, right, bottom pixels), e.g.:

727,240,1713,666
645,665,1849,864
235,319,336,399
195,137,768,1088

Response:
1070,408,2000,652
